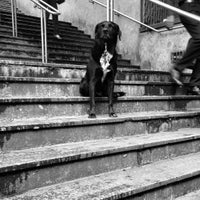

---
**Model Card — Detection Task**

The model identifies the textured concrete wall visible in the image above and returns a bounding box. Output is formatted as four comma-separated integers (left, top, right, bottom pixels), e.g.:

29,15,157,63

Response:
139,28,190,71
16,0,141,65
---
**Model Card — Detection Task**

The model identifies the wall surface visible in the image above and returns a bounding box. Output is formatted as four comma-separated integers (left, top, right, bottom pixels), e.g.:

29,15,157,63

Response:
16,0,189,71
139,27,190,71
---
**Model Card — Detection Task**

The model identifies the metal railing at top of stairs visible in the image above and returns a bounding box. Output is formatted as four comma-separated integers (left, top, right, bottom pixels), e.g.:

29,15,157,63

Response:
89,0,159,32
89,0,200,33
10,0,60,63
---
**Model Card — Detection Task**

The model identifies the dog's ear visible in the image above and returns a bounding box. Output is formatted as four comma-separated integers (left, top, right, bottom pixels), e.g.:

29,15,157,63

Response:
111,22,122,40
118,28,122,41
116,24,122,41
95,23,101,39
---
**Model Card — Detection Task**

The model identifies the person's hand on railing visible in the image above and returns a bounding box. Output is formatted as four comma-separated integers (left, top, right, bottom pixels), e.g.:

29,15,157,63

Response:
163,15,175,30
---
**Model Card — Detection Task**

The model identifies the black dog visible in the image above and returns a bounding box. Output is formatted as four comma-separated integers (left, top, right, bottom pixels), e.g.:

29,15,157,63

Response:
79,21,122,118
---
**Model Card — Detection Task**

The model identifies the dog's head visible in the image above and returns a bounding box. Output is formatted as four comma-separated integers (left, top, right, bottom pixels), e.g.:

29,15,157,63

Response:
95,21,121,43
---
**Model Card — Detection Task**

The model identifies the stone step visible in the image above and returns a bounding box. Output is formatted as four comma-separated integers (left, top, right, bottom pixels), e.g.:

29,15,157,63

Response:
0,96,200,122
0,46,41,59
0,8,21,14
0,25,94,45
0,38,92,54
1,128,200,197
0,14,90,39
0,44,91,59
0,46,90,63
0,60,86,78
3,151,200,200
0,60,187,81
0,23,131,67
0,48,131,67
0,55,87,65
0,1,21,13
0,11,73,28
0,34,93,50
176,190,200,200
0,19,92,39
0,40,91,55
0,76,187,98
0,30,130,66
1,110,200,151
0,29,131,66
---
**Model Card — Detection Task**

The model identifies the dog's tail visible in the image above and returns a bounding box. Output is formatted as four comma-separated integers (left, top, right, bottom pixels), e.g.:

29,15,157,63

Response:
113,91,126,98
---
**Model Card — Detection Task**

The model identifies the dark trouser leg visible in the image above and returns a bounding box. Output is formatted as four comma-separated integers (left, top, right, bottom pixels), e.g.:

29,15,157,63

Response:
190,59,200,86
175,3,200,73
52,14,59,35
45,0,59,35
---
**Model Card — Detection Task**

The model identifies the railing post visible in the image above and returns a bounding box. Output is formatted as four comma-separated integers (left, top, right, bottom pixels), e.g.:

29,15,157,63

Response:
11,0,18,37
107,0,111,21
107,0,114,21
41,9,48,63
110,0,114,21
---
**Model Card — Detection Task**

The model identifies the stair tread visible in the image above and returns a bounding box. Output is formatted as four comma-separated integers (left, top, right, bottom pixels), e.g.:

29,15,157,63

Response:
1,110,200,131
0,59,86,68
0,95,199,102
0,34,93,48
0,60,189,75
0,75,179,85
3,151,200,200
1,128,200,174
176,190,200,200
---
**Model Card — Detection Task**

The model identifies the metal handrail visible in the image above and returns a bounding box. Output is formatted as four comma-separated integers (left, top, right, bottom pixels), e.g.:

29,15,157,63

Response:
31,0,60,15
149,0,200,23
89,0,159,32
89,0,196,33
11,0,17,37
106,0,114,21
10,0,60,63
31,0,60,63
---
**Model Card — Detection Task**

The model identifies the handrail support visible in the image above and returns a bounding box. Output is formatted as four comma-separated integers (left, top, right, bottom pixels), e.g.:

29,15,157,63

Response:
41,9,48,63
11,0,18,37
106,0,114,21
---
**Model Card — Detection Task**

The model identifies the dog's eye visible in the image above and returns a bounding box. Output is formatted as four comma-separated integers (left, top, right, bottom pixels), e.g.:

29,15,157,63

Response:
101,24,105,28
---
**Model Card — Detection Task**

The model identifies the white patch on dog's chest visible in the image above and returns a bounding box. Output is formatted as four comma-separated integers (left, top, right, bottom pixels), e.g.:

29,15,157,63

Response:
100,44,113,82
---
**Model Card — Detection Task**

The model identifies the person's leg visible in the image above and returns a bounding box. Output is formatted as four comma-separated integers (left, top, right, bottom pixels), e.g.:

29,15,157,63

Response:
50,1,61,39
171,3,200,85
46,0,61,39
187,59,200,95
52,14,59,35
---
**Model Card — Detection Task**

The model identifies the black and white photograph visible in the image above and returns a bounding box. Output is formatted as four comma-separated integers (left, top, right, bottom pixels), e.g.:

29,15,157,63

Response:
0,0,200,199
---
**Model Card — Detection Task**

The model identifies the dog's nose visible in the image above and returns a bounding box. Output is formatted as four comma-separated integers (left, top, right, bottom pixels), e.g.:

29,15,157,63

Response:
103,29,108,34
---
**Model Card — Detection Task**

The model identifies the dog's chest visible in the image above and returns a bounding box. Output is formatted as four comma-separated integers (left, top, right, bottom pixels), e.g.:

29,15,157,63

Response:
100,46,113,82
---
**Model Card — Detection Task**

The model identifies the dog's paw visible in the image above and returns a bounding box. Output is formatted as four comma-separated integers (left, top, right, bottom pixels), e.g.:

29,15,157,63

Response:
113,92,126,98
109,112,118,117
88,113,96,118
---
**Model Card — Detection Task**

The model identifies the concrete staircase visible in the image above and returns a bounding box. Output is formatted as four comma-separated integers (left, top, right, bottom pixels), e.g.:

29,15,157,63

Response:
1,4,200,200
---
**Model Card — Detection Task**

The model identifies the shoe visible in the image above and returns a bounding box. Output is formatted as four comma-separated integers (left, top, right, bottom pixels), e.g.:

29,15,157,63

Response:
113,91,126,98
170,68,183,86
54,34,62,40
187,86,200,95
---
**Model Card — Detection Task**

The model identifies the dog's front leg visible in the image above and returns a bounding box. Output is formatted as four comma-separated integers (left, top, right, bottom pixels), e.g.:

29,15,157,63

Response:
88,79,97,118
108,80,117,117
